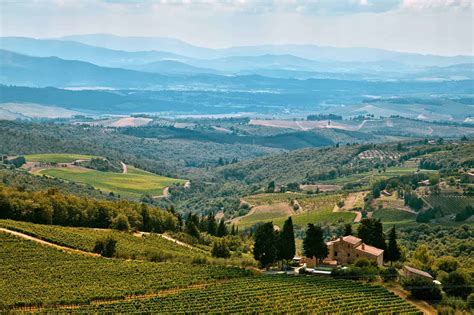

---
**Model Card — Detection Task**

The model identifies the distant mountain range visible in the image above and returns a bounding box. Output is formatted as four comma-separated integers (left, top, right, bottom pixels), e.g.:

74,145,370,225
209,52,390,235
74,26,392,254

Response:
1,36,472,81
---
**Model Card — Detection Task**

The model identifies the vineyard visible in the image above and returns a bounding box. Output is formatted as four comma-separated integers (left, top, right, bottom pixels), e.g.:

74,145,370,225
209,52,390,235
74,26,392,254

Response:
0,233,251,310
423,195,474,215
46,275,421,314
372,208,416,224
0,220,208,262
235,194,354,229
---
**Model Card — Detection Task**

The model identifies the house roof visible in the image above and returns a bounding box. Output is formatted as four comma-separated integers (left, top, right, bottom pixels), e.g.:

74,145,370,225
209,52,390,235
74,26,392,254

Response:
403,265,433,279
342,235,363,245
355,244,384,257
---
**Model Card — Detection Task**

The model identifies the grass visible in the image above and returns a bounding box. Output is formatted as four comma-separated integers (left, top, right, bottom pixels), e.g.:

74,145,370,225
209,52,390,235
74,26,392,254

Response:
24,153,98,163
372,208,416,225
0,219,208,262
38,166,186,198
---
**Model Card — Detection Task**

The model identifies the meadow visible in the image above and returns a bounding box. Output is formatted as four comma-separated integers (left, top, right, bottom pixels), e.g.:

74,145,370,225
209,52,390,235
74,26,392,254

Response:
39,166,186,198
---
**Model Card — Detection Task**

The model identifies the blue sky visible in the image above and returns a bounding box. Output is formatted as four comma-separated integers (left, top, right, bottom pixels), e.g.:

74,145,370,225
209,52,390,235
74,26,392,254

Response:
1,0,472,56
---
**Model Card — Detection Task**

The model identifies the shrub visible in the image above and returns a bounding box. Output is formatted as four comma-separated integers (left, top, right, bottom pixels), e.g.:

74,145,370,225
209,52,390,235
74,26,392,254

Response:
443,271,472,299
401,277,442,302
111,214,130,231
93,237,117,258
354,257,376,268
331,266,378,282
211,240,231,258
435,256,459,273
146,250,173,262
380,267,398,282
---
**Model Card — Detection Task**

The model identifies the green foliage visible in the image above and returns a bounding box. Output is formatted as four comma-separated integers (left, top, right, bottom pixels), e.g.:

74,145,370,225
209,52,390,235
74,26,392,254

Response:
93,236,117,257
253,222,277,267
303,224,328,263
343,223,352,236
111,214,130,231
435,256,460,273
4,156,26,168
78,158,123,173
211,239,231,258
0,185,178,232
385,226,401,263
216,219,228,237
401,277,442,302
331,266,378,282
443,271,472,299
455,206,474,222
278,217,295,261
380,267,398,282
357,218,386,250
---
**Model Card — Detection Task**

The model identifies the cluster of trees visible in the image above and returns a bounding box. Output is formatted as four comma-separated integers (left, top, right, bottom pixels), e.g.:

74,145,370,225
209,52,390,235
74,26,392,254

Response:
455,206,474,222
2,156,26,168
76,158,122,173
404,191,424,211
183,212,237,240
307,114,342,121
0,185,178,232
253,218,295,267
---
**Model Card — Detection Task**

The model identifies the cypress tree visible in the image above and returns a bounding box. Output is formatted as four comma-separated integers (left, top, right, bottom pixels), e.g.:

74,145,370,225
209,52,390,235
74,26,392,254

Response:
217,219,228,237
207,213,217,236
253,222,277,268
231,224,236,235
343,223,352,236
278,217,296,261
385,226,401,263
303,224,328,264
357,218,386,250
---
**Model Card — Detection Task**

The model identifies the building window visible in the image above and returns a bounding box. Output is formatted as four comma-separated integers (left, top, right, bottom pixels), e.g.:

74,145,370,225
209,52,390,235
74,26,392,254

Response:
334,251,338,257
348,253,350,257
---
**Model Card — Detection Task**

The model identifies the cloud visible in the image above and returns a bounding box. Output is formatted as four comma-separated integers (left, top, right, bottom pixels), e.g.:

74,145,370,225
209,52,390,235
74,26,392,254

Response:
401,0,473,10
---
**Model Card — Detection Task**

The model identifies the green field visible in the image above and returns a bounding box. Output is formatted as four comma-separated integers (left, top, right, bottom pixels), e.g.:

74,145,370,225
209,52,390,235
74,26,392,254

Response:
236,194,355,229
423,195,474,215
25,153,98,163
0,220,208,262
0,232,419,314
0,233,250,310
372,208,417,225
39,166,186,198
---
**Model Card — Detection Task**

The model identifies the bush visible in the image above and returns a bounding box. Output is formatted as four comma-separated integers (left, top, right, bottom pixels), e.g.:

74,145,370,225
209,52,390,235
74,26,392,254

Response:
331,266,378,282
435,256,459,273
111,214,130,231
146,250,173,262
443,271,472,299
380,267,398,282
468,293,474,309
401,277,442,302
211,240,231,258
354,257,376,268
93,237,117,257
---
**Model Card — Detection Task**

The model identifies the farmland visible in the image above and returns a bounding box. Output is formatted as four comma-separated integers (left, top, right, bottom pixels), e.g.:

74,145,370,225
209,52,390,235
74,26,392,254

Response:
61,275,420,314
0,220,208,262
39,166,186,198
0,232,251,311
235,193,355,229
0,232,418,314
372,208,417,225
423,195,474,216
24,153,98,163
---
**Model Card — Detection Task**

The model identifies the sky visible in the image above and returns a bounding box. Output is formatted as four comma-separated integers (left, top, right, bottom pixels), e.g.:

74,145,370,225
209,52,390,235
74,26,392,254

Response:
1,0,473,56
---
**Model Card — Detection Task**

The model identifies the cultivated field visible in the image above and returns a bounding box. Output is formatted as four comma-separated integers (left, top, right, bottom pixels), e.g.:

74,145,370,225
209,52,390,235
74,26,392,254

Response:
25,153,98,164
372,208,417,225
39,166,186,198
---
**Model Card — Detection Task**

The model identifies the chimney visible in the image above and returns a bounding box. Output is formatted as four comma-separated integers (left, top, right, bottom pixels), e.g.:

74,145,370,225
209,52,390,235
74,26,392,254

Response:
362,243,365,250
339,236,344,242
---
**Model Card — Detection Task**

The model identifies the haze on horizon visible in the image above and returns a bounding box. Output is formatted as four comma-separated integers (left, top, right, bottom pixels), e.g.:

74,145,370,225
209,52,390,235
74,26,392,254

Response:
1,0,473,57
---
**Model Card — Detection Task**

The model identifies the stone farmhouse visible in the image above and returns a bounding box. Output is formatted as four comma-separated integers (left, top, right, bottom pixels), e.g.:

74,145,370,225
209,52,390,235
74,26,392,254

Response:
325,235,384,266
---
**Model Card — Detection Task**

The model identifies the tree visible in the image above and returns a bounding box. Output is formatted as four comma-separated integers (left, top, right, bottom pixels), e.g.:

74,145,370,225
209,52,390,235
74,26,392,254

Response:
211,240,231,258
443,271,472,299
343,223,352,236
303,224,328,265
207,214,217,236
253,222,277,268
230,224,236,236
435,256,459,273
111,214,130,231
401,277,442,302
217,219,228,237
385,226,401,263
267,181,275,193
93,236,117,258
357,218,386,250
278,217,296,261
411,244,434,271
185,220,200,239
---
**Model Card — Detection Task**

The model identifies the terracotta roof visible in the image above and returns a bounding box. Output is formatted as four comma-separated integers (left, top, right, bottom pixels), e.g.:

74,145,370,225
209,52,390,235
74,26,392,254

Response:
403,266,433,279
343,235,363,245
355,244,384,257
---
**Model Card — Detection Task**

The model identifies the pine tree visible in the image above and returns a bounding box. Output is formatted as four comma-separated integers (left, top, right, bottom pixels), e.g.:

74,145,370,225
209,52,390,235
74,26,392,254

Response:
253,222,277,268
385,226,401,263
343,223,352,236
303,224,328,265
217,219,228,237
278,217,295,261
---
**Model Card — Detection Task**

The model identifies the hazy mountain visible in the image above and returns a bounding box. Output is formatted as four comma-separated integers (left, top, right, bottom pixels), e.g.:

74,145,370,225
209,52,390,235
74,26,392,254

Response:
130,60,220,75
0,49,170,88
58,34,473,67
0,37,188,68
